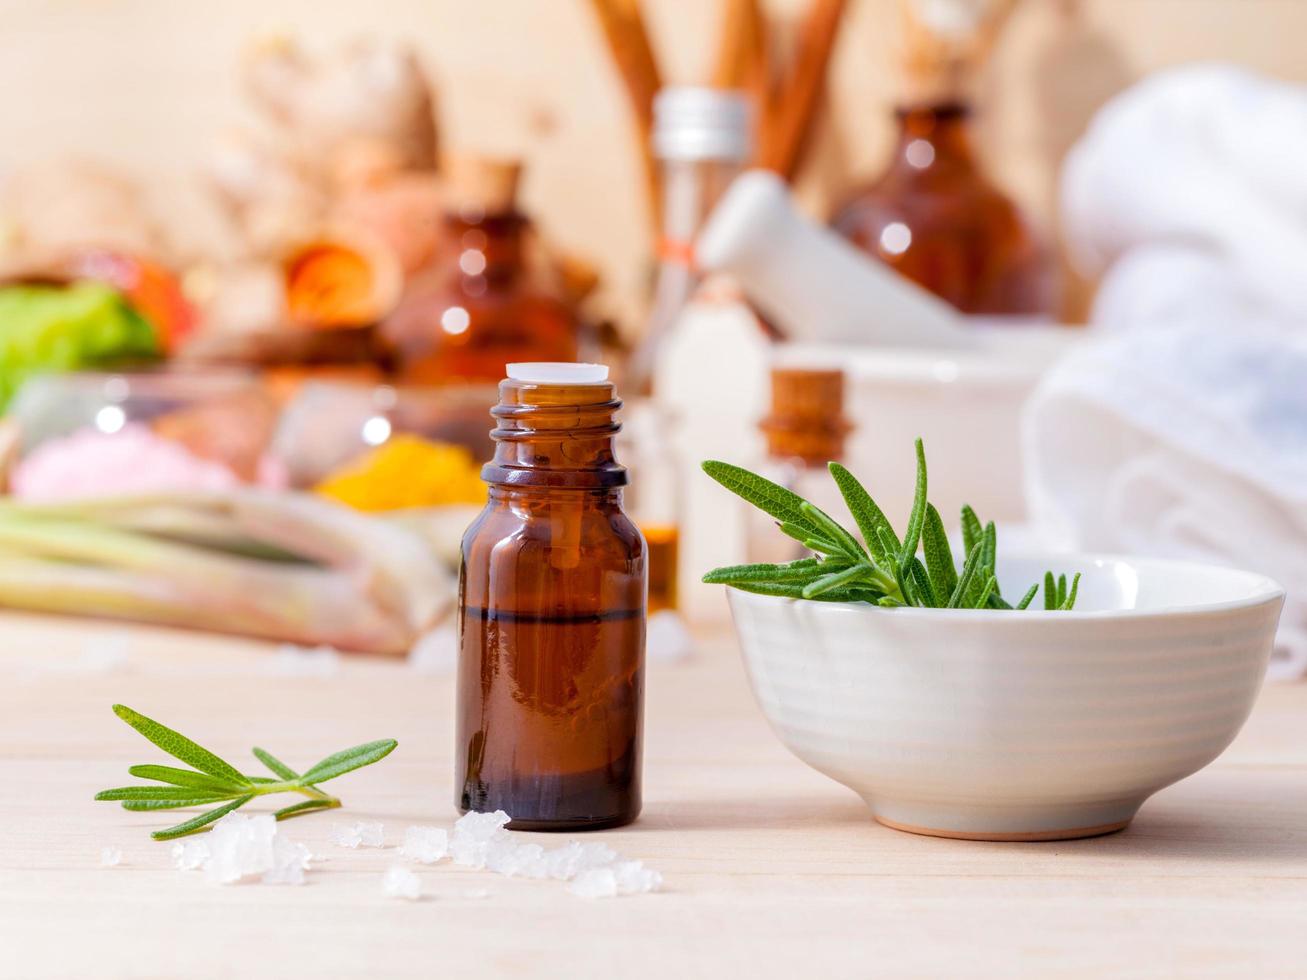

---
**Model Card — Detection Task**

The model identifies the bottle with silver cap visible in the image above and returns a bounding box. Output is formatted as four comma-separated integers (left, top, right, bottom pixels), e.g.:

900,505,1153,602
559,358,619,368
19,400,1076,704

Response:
625,87,753,394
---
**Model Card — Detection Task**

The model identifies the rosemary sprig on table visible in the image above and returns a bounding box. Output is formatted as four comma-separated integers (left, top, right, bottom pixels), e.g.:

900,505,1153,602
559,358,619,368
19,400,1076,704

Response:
94,705,397,840
702,438,1080,611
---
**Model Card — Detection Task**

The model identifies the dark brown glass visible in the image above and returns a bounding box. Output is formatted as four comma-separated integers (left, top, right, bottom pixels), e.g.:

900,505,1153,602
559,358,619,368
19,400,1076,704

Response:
381,210,579,385
831,102,1056,317
456,377,645,830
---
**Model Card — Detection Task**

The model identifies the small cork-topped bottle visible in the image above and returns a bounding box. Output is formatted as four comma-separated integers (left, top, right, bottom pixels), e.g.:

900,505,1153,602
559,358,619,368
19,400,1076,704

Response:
747,365,852,566
456,362,645,830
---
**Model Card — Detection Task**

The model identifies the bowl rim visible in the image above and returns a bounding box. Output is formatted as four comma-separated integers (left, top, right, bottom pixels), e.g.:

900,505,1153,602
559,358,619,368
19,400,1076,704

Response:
725,551,1286,621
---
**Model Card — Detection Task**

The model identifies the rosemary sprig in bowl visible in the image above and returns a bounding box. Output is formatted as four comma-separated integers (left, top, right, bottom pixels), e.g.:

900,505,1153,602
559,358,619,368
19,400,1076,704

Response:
94,704,397,840
702,439,1079,611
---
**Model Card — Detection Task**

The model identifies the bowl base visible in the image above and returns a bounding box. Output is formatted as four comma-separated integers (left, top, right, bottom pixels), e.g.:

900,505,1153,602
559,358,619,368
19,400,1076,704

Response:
874,814,1130,842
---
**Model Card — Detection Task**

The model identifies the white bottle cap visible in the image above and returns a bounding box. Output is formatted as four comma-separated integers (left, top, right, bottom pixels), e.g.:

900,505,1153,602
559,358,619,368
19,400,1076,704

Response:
653,87,753,162
506,362,610,384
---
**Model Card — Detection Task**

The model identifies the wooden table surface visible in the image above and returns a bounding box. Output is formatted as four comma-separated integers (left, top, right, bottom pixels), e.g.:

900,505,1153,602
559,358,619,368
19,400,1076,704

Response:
2,611,1306,979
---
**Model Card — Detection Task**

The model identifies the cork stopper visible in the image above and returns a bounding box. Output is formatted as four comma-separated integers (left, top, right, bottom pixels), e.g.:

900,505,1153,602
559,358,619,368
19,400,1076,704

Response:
760,367,851,465
442,152,522,215
897,0,1016,105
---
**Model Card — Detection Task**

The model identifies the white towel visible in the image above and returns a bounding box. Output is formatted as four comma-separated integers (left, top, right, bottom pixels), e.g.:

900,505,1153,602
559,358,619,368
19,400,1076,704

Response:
1031,65,1307,678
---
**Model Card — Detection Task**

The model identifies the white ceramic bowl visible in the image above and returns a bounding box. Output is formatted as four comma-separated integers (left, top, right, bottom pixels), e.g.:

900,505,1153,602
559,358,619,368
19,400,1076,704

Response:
728,554,1284,841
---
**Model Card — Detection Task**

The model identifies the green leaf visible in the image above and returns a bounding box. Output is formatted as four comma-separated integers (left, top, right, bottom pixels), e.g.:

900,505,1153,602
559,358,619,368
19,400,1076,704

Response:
828,462,900,564
299,739,398,785
960,505,983,559
877,596,906,607
948,549,982,609
987,591,1013,610
1015,584,1039,610
127,765,248,793
703,558,834,585
111,705,245,784
777,522,841,556
802,564,873,599
1057,574,1068,607
121,797,239,811
1044,571,1057,611
921,503,957,602
903,557,937,608
702,462,822,538
980,522,997,579
799,501,867,561
725,580,883,603
899,438,929,563
1061,572,1082,611
252,747,301,781
151,796,253,841
975,574,998,610
274,799,339,821
95,786,242,802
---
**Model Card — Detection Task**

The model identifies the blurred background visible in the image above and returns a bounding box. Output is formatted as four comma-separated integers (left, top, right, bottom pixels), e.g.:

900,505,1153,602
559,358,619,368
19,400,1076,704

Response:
0,0,1303,674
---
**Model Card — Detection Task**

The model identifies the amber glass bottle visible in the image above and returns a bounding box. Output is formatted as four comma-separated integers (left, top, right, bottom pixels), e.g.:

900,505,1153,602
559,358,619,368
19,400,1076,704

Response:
381,157,579,385
831,101,1054,316
456,363,645,830
746,366,851,565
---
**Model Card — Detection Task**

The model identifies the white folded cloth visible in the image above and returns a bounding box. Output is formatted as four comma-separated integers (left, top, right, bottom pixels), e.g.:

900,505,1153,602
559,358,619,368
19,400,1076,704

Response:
1031,66,1307,678
1025,323,1307,679
1062,63,1307,330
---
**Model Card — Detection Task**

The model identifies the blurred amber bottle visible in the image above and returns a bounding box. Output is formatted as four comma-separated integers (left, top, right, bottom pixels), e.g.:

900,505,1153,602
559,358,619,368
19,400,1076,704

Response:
831,101,1055,317
381,156,579,384
456,365,645,830
831,0,1056,317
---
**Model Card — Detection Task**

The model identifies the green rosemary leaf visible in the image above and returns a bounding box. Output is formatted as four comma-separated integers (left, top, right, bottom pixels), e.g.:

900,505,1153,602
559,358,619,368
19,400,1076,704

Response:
727,580,883,603
251,747,300,781
111,705,245,784
778,522,841,555
899,438,929,564
274,799,339,821
975,574,998,610
878,596,906,607
948,548,982,609
802,564,874,599
299,739,398,785
799,501,867,561
828,462,900,564
121,797,239,811
1044,571,1057,611
903,557,937,608
703,559,835,585
1016,584,1039,610
95,785,242,802
1061,572,1082,611
960,505,983,560
151,796,253,841
921,503,957,601
702,461,822,538
127,765,247,794
987,591,1013,610
1057,574,1068,608
980,522,997,580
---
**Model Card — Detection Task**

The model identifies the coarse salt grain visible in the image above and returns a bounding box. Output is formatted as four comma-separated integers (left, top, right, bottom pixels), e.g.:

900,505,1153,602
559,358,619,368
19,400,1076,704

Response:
171,813,311,885
568,868,619,899
382,865,422,900
329,821,385,849
400,826,449,864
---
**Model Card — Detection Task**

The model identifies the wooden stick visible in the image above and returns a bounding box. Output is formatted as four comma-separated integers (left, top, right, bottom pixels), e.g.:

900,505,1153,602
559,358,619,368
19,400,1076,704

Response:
713,0,773,124
587,0,663,228
760,0,848,179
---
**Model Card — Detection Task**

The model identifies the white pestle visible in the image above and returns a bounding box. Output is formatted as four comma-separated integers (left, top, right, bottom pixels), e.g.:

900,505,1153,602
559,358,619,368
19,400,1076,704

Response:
694,170,975,349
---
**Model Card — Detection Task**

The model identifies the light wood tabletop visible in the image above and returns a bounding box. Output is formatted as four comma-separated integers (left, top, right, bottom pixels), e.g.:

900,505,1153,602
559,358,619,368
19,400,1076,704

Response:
2,610,1305,979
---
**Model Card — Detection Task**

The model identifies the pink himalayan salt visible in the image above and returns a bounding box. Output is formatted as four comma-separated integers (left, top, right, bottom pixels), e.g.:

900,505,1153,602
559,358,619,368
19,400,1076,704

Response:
10,423,285,501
